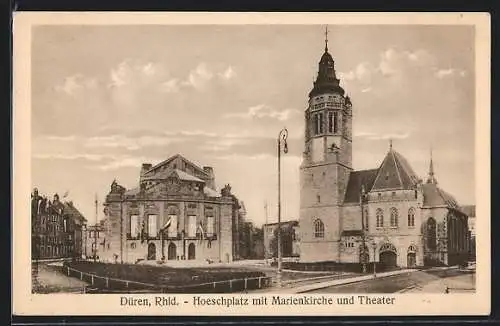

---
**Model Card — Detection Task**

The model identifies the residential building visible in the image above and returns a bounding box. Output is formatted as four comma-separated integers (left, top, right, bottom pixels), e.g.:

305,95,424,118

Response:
31,188,87,260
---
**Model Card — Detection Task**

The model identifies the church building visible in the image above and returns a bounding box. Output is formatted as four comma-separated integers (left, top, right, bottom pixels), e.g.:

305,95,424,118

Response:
298,31,470,268
102,154,239,264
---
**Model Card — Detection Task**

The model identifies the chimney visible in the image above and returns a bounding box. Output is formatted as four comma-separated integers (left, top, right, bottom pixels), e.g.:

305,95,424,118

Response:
203,166,216,190
140,163,153,180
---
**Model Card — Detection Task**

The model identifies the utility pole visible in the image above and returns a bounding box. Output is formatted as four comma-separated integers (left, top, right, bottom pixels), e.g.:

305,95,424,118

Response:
277,128,288,288
94,194,98,263
264,201,269,260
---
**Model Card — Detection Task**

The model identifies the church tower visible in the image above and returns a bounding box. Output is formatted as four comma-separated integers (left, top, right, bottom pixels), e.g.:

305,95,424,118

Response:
299,27,353,262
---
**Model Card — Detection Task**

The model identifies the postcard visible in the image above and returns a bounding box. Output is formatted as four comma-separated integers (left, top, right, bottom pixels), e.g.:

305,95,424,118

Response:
13,11,490,316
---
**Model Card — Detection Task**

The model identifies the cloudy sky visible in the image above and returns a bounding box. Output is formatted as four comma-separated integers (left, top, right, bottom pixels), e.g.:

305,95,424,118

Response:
31,24,475,226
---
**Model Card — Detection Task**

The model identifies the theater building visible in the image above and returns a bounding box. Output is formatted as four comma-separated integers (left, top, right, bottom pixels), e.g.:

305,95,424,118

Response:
298,33,470,268
102,154,240,264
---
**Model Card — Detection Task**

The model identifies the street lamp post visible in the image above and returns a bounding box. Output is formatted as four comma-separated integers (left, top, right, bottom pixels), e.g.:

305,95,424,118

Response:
277,128,288,288
372,241,377,277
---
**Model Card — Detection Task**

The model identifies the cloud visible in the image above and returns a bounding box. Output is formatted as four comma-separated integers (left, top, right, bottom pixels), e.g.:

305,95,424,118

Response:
353,131,410,141
218,66,236,80
183,62,214,89
33,153,109,162
55,74,97,95
94,156,160,171
340,48,466,89
224,104,300,121
161,78,181,93
182,63,236,89
84,134,185,151
435,68,467,79
367,132,411,140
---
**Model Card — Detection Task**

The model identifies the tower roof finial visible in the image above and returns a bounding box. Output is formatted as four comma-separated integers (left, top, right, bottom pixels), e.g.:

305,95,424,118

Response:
427,146,437,184
324,25,329,52
389,138,393,151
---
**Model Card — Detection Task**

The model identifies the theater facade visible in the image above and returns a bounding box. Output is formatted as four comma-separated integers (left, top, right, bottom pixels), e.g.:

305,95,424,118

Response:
102,154,240,264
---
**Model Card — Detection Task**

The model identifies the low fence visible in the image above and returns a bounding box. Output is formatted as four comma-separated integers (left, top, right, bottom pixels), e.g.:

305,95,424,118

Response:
63,266,273,293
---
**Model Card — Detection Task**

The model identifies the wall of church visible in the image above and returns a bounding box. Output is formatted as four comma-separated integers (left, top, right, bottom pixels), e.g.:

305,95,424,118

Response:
299,241,340,263
364,193,421,236
300,164,340,207
421,207,448,265
341,205,362,230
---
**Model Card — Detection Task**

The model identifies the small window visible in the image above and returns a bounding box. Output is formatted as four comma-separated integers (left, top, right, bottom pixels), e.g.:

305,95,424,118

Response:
378,193,382,200
314,219,325,238
131,242,136,249
408,208,416,227
392,191,396,197
376,209,384,228
390,207,399,227
317,195,321,203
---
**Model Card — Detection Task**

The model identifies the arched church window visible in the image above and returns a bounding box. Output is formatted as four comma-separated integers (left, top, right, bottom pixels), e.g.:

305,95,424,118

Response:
376,209,384,228
390,207,399,227
408,208,415,227
314,219,325,238
426,217,437,250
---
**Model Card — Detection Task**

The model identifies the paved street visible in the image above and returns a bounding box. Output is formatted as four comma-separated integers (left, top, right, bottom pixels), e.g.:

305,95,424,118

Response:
304,268,475,294
32,262,88,294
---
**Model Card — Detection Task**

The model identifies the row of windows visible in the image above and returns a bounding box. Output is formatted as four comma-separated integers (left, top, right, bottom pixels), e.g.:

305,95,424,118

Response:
312,111,340,135
313,95,344,104
375,207,416,228
313,207,417,238
129,214,215,239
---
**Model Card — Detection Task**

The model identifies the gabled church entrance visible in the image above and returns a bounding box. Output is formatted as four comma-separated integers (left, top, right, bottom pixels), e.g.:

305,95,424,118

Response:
379,243,397,269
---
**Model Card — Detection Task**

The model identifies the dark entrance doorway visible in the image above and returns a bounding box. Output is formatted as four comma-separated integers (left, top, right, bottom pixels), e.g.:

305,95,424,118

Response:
407,252,416,268
379,243,397,269
380,251,397,268
168,243,177,260
188,243,196,260
147,242,156,260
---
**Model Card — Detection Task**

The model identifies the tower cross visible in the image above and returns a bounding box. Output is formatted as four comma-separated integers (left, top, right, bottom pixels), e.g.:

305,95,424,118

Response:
324,25,329,52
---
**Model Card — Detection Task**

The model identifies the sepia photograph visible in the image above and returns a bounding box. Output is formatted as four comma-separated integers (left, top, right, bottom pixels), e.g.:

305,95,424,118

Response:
13,12,490,316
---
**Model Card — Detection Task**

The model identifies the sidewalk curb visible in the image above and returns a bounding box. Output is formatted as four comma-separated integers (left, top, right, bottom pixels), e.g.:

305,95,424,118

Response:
291,269,418,294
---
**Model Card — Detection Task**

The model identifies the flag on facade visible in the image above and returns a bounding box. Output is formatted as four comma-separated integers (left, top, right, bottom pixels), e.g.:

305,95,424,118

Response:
197,222,205,241
162,217,172,231
140,221,147,243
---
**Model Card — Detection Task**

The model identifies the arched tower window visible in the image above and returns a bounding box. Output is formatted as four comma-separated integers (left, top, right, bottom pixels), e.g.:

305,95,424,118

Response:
426,217,437,250
314,219,325,238
408,208,415,227
363,208,369,231
376,209,384,228
390,207,399,227
328,112,333,133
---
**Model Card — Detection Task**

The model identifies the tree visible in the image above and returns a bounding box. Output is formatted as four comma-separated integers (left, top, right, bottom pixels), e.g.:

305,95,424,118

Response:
270,224,294,258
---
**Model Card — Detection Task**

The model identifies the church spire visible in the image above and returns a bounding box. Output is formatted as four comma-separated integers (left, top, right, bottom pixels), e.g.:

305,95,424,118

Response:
427,147,437,184
309,25,344,97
